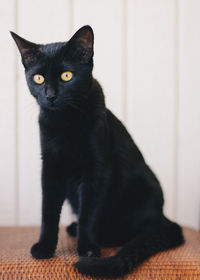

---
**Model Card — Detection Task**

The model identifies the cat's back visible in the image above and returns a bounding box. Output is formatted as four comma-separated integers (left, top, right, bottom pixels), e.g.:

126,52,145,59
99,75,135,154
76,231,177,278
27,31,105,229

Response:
106,109,145,167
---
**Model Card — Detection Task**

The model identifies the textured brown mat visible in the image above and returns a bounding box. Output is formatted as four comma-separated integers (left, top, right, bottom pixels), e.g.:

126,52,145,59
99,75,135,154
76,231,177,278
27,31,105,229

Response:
0,226,199,280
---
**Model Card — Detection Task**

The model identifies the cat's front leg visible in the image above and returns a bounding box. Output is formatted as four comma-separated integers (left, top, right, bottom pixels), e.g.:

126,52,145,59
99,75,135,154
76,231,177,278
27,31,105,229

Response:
76,120,109,258
31,164,64,259
77,171,108,258
31,189,64,259
77,222,101,258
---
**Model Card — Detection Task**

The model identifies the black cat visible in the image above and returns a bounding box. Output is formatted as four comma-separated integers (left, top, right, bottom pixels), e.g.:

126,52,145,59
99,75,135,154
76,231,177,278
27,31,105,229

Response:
11,26,184,278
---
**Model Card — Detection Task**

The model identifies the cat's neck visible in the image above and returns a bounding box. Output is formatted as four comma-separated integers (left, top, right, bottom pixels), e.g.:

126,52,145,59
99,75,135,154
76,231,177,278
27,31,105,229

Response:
39,104,86,132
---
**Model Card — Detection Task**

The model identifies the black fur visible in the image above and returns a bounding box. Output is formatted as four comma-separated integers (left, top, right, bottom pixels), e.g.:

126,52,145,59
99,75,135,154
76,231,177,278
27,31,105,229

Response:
11,25,184,278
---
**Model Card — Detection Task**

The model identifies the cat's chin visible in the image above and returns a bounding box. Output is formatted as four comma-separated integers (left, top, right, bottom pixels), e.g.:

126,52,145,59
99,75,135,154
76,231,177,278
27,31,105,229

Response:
39,102,62,112
42,106,62,112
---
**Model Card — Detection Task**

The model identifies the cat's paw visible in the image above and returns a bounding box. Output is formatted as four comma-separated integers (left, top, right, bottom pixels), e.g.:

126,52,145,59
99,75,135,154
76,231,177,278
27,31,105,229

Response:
66,222,77,237
31,242,55,259
77,242,101,258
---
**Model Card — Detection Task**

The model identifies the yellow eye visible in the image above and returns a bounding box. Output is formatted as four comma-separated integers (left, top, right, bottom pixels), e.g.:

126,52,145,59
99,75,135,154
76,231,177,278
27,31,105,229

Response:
61,71,73,82
33,74,45,84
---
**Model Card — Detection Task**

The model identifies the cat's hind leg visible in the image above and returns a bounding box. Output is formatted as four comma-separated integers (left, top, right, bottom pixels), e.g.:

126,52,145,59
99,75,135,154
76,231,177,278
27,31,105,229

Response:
74,216,184,278
66,222,77,237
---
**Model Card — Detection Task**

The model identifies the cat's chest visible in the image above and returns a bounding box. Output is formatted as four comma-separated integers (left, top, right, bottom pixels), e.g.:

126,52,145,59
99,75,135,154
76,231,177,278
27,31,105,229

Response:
41,122,87,165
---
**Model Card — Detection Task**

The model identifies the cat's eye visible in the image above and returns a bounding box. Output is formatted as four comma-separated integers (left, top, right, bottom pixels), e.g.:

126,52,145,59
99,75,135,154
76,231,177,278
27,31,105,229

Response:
33,74,45,84
61,71,73,82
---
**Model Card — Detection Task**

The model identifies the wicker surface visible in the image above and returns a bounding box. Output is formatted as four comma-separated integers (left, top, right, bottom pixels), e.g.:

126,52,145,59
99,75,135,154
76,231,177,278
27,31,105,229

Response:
0,226,200,280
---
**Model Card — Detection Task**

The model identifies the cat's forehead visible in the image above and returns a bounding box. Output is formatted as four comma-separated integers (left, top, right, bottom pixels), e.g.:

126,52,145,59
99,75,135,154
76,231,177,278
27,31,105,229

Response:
29,41,76,73
40,42,67,57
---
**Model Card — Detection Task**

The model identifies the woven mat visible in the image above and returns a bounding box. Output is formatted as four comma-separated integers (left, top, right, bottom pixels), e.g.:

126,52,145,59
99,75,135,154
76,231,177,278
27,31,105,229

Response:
0,226,200,280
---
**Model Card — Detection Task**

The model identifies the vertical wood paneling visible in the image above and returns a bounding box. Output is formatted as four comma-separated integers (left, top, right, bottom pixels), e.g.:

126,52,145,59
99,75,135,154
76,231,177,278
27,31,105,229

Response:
17,0,72,225
0,0,199,229
0,0,16,225
177,0,200,230
73,0,125,121
126,0,177,220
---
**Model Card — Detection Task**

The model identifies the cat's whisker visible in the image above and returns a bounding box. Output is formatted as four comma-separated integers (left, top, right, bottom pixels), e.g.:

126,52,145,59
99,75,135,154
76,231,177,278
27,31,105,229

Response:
24,100,39,120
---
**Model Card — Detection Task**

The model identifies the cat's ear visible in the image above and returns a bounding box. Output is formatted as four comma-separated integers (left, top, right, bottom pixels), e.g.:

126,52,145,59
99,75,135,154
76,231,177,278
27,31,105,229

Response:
10,31,41,68
67,25,94,63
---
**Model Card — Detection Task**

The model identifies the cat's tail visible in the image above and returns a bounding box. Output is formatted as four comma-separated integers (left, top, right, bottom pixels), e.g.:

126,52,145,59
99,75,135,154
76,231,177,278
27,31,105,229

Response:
74,217,184,278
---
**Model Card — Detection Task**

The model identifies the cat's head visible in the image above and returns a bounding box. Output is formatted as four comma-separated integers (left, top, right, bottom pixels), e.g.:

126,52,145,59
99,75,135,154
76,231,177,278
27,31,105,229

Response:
11,26,94,111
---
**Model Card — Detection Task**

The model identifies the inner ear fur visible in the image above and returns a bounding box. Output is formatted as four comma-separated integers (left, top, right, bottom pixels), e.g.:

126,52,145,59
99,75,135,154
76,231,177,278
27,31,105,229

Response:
10,31,41,67
67,25,94,63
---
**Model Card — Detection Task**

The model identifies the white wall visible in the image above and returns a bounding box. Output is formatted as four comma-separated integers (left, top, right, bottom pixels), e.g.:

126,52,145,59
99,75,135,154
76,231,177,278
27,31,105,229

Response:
0,0,200,230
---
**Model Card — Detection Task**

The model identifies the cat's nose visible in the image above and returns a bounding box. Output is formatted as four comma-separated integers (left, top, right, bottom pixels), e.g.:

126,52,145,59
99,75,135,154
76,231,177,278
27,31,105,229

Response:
46,88,56,103
46,95,56,103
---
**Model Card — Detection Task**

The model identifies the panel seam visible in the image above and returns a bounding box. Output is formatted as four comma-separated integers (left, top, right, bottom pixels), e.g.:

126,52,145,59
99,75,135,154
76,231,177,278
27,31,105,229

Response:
69,0,74,35
122,0,127,123
173,0,180,221
14,0,19,225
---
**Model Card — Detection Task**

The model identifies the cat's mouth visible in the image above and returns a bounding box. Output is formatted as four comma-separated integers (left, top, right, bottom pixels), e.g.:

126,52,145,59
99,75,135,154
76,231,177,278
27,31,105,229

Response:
46,103,60,111
39,98,61,111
